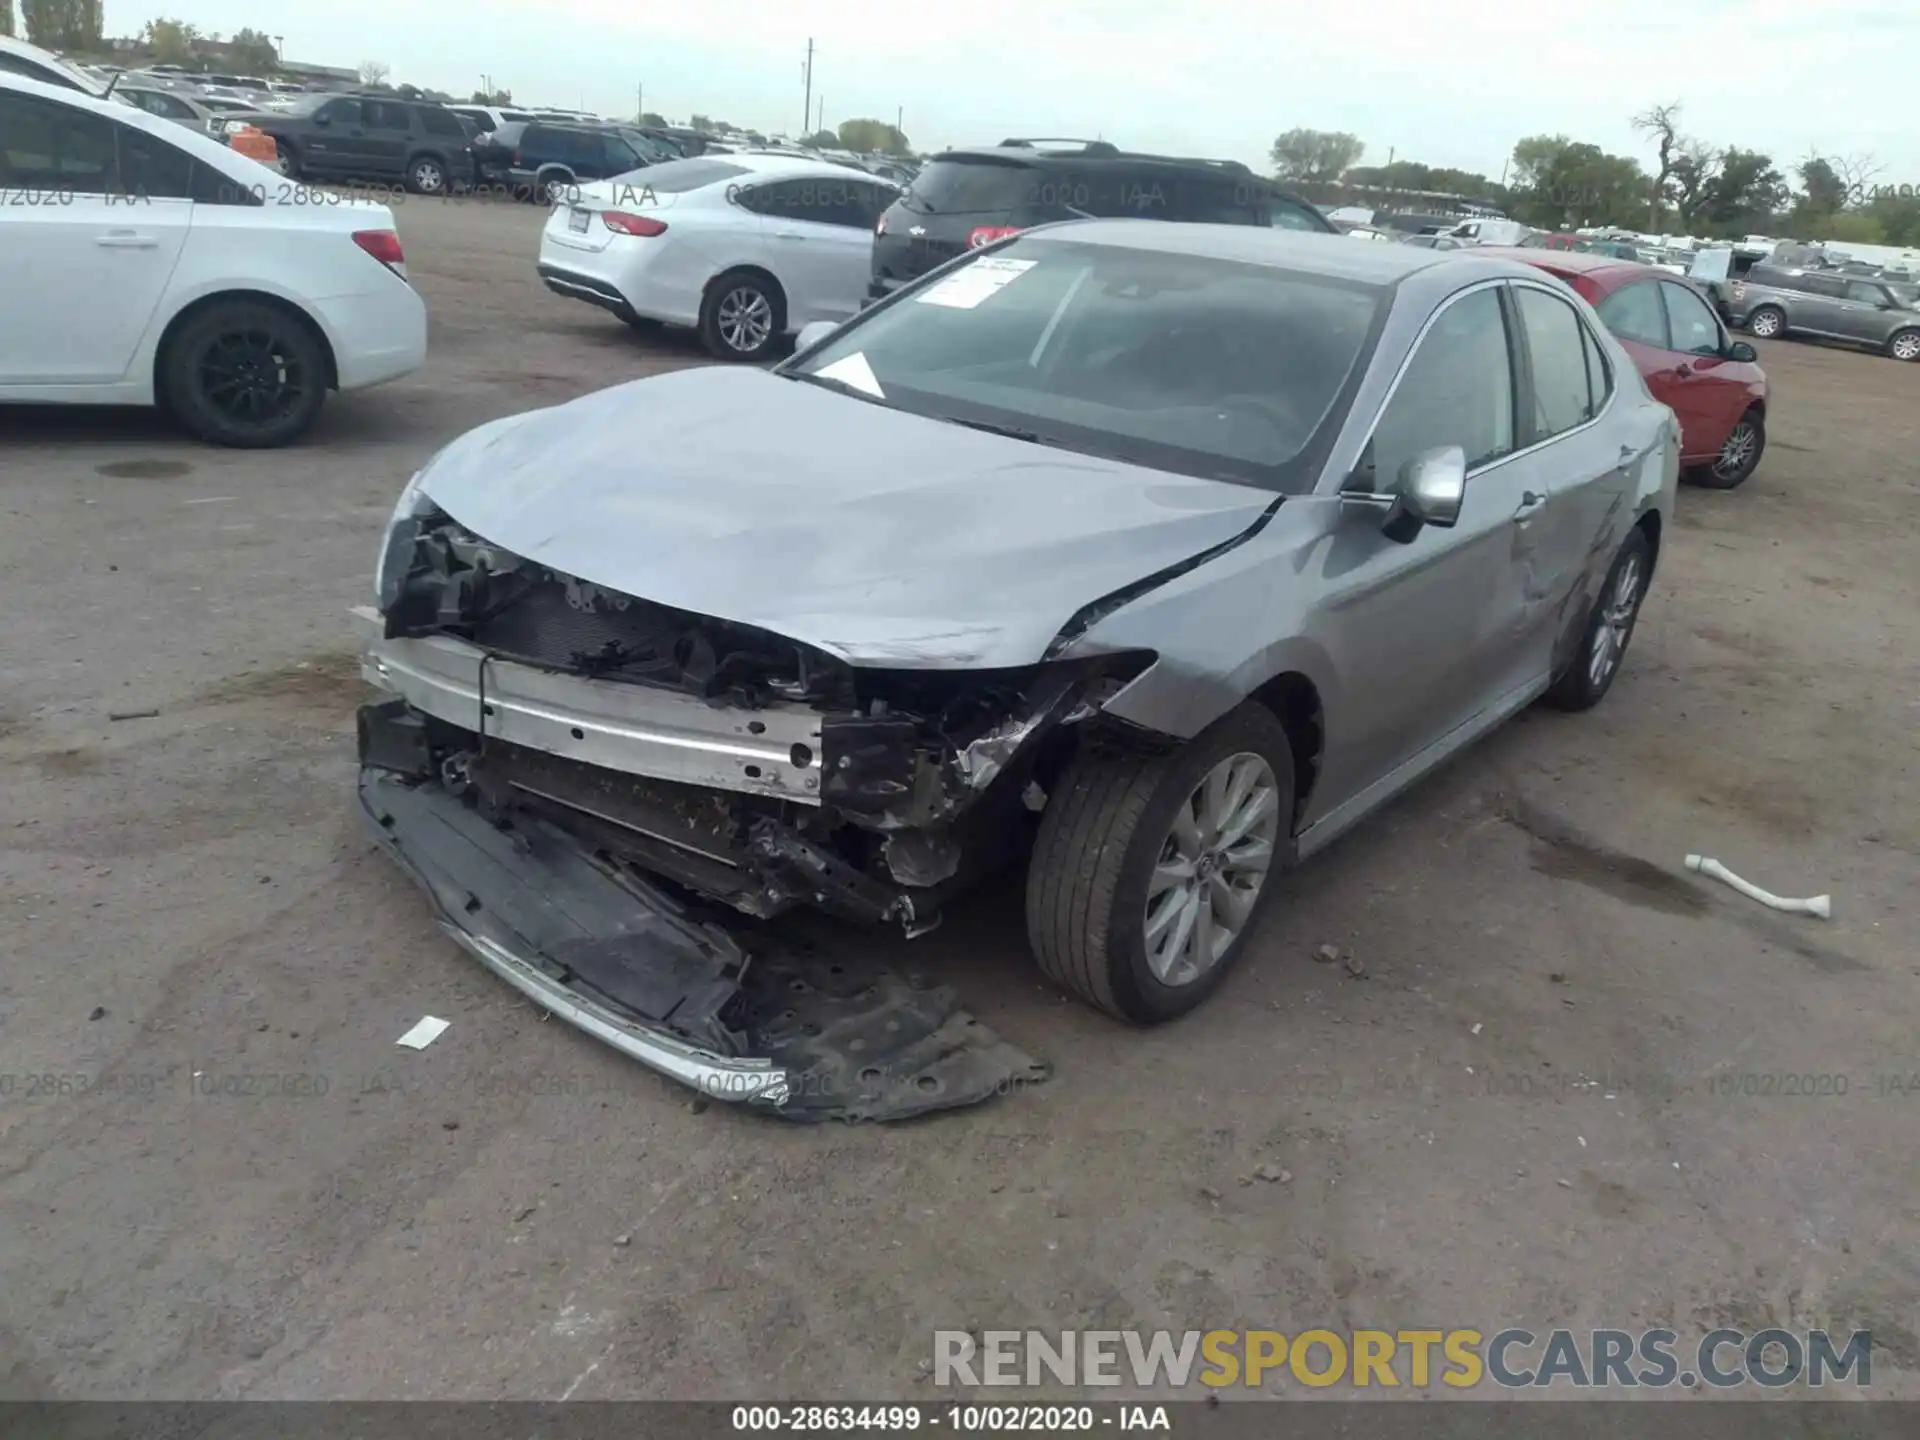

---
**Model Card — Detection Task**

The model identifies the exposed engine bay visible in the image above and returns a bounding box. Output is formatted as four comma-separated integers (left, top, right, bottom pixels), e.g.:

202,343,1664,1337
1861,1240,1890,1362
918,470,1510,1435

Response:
357,510,1159,1119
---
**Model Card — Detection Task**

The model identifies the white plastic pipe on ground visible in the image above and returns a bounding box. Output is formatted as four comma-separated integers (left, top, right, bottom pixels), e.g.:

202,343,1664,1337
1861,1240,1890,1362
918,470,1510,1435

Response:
1684,855,1831,918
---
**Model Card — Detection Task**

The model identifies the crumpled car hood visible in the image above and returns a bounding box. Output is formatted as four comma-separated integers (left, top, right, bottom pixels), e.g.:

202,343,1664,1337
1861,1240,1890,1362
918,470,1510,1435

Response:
413,367,1276,669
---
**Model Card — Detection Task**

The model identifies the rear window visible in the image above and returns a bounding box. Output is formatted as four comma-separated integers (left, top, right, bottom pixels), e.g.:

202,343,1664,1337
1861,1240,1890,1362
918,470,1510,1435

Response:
616,155,748,192
901,157,1039,215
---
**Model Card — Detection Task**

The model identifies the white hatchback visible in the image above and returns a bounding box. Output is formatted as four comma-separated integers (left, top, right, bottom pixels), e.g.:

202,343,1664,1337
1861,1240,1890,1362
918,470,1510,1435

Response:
537,152,900,360
0,72,426,447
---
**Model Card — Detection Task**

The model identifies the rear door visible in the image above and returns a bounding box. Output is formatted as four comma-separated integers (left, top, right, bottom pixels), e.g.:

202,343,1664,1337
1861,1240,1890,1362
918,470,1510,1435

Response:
305,96,366,172
0,95,190,388
748,175,874,325
359,100,414,178
1787,273,1848,334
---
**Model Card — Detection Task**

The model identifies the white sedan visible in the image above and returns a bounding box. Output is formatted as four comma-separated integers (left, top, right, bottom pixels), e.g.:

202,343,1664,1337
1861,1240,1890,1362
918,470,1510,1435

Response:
537,152,900,360
0,72,426,447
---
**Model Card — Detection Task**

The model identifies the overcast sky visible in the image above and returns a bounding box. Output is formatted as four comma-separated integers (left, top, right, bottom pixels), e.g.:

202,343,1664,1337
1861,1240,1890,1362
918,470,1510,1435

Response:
120,1,1920,179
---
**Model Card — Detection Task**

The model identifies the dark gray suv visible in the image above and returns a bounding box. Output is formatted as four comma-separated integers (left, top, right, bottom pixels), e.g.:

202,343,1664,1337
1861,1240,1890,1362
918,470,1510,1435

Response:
1727,265,1920,361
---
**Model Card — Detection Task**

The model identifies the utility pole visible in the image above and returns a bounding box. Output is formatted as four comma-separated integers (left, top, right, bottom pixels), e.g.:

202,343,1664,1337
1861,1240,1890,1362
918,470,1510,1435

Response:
801,38,813,139
816,95,824,134
636,81,642,122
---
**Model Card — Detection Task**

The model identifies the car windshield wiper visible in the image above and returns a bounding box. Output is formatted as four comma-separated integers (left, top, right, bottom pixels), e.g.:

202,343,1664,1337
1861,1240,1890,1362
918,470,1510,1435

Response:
935,414,1047,444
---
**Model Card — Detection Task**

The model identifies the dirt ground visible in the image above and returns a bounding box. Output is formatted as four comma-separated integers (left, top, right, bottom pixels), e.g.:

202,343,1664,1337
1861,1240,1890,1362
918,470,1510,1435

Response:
1,197,1916,1403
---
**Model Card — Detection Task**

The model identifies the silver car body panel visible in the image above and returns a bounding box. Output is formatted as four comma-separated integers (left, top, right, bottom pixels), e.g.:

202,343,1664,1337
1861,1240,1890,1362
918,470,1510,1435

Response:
407,366,1278,671
351,605,825,802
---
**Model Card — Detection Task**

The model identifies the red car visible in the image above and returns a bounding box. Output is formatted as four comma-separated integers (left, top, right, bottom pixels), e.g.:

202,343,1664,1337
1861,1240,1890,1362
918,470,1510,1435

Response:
1477,248,1770,489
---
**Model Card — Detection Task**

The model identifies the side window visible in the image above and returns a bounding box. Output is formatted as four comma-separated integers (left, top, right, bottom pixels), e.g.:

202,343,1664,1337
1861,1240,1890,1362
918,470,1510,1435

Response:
1581,324,1613,418
1514,286,1594,441
1804,274,1846,299
601,136,639,172
1595,281,1668,348
0,92,117,191
420,107,464,138
1370,287,1516,482
811,179,877,228
732,178,792,216
1166,178,1260,224
1270,199,1325,232
317,98,362,126
1660,283,1725,356
116,123,195,199
1845,280,1885,305
366,102,411,131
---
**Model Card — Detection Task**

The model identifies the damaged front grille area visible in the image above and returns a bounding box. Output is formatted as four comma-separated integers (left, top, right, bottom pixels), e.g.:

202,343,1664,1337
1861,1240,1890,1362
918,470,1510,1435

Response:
384,514,858,710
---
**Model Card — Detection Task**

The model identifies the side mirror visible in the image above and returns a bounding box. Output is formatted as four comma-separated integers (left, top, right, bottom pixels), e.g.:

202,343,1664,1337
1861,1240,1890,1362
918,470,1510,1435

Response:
1398,445,1466,528
313,113,330,126
794,320,838,353
1726,340,1758,363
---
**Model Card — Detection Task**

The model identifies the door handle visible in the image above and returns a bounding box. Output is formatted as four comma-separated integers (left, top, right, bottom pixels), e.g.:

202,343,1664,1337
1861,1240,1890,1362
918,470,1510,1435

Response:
1513,491,1548,520
96,231,158,249
774,230,805,240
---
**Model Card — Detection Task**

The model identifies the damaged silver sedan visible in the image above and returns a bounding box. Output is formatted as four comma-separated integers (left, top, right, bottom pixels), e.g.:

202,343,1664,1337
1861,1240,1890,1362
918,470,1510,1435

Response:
357,221,1678,1119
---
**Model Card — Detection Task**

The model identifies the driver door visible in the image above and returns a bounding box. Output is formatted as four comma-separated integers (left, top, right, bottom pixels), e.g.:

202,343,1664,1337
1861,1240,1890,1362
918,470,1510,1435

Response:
1308,282,1550,816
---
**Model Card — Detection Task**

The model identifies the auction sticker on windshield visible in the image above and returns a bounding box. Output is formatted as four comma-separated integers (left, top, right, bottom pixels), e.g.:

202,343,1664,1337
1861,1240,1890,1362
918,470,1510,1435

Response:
917,257,1037,309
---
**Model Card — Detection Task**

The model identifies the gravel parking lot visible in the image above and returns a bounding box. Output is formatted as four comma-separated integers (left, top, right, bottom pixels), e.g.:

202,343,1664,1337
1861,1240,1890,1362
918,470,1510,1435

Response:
3,196,1917,1402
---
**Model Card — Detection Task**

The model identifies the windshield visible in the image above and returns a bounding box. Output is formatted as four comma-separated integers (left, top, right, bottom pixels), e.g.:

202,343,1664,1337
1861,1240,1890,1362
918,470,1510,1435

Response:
284,94,339,116
785,237,1385,492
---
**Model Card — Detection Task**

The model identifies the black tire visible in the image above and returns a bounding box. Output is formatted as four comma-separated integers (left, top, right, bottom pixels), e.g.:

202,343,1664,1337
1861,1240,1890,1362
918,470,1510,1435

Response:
1544,527,1653,712
1025,704,1295,1024
1745,306,1785,339
158,299,329,449
404,152,449,195
1686,407,1765,489
698,269,784,361
1886,327,1920,363
272,141,300,180
622,314,662,333
534,168,576,207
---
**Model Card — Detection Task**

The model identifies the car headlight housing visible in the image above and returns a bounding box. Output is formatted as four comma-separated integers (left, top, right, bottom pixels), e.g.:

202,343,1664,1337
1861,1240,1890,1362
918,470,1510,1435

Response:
374,464,440,613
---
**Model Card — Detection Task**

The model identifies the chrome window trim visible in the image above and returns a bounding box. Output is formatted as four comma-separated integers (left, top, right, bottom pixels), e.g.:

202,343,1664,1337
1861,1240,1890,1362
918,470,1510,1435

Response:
1340,275,1622,494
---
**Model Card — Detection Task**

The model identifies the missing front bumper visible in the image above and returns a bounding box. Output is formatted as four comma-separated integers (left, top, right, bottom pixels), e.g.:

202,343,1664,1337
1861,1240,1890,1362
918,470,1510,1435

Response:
359,766,1048,1121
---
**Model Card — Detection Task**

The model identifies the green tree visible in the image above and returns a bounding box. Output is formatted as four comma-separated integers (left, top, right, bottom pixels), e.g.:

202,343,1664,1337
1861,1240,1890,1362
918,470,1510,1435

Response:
1507,135,1647,229
1797,156,1848,216
637,110,667,127
1864,193,1920,247
24,0,99,48
1818,210,1886,244
837,118,909,155
1269,128,1364,185
801,128,838,148
0,0,15,36
1698,148,1785,232
140,15,199,64
688,113,714,131
229,26,278,72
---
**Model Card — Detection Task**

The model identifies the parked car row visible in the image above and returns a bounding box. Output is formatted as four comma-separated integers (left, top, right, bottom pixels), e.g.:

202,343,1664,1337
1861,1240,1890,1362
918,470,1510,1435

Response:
1722,263,1920,361
537,138,1339,361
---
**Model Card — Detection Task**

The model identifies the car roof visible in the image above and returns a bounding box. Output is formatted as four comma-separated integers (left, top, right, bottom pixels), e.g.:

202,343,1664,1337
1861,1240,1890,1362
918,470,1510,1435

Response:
1018,219,1493,282
1,33,107,94
0,70,270,181
721,151,886,179
1472,246,1657,280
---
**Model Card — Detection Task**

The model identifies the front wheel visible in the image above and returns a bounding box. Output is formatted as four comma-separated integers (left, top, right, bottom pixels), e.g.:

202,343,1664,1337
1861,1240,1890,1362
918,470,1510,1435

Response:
1688,408,1765,489
698,270,783,361
1544,527,1652,712
1886,328,1920,362
158,299,329,449
1025,704,1294,1024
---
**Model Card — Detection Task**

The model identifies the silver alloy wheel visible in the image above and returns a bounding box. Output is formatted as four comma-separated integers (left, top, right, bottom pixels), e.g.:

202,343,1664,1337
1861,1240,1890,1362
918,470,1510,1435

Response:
1587,551,1644,689
716,286,774,353
544,177,570,206
1714,420,1757,481
1892,331,1920,361
1749,310,1782,337
1143,752,1279,987
274,149,295,177
413,160,444,193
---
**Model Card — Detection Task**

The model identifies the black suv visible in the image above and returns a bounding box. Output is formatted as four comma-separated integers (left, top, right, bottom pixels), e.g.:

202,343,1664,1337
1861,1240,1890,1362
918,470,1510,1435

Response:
473,121,654,202
248,93,475,194
869,138,1333,302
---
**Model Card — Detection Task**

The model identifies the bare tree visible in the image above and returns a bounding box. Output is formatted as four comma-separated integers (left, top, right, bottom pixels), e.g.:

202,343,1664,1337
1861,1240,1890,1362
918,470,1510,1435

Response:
1631,102,1683,231
1828,153,1885,206
358,59,390,87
